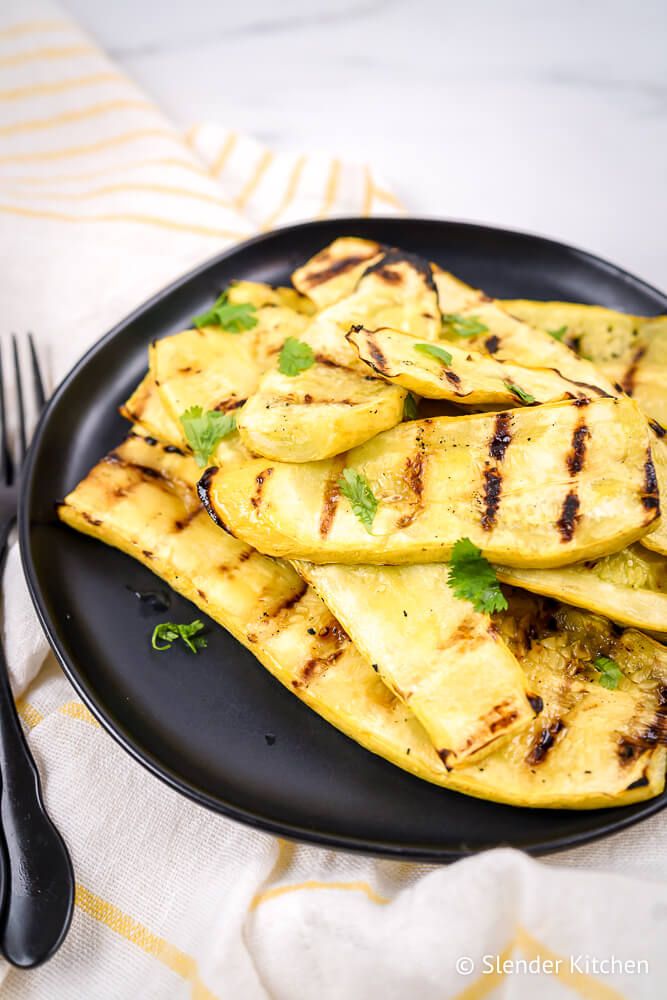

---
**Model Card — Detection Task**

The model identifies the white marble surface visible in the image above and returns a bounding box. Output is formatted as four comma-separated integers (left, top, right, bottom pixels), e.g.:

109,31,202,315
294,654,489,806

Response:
60,0,667,289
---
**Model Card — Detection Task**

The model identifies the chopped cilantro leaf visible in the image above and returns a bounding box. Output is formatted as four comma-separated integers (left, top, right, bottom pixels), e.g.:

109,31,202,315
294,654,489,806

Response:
447,537,508,614
442,312,488,337
193,292,257,332
414,343,453,365
338,468,378,532
152,620,207,654
278,337,315,376
593,656,623,690
180,406,236,467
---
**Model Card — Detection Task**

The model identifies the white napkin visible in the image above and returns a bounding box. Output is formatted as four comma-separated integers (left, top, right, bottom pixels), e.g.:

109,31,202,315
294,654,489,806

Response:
1,3,666,998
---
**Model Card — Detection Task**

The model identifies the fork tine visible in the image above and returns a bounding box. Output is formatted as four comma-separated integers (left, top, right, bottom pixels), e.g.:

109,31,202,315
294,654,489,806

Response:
0,346,12,486
12,335,27,463
27,333,46,411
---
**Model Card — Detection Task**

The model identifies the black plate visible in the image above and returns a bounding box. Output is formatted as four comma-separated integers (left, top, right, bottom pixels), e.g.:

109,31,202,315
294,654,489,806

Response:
19,218,667,861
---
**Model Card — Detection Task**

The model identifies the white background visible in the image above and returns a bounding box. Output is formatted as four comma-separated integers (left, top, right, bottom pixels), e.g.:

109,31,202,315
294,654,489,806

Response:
60,0,667,289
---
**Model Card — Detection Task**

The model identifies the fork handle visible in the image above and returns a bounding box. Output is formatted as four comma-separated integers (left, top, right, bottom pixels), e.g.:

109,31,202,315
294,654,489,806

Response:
0,533,73,966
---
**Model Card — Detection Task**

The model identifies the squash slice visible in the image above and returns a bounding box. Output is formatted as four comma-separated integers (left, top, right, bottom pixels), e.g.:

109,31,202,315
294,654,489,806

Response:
348,326,599,406
236,364,406,462
296,561,537,767
501,299,667,425
291,237,384,309
496,543,667,633
499,299,667,558
121,373,185,445
57,432,667,808
201,397,660,567
433,267,615,395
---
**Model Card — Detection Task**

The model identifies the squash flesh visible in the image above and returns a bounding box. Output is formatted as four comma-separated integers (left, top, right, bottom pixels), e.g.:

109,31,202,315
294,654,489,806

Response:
57,432,666,808
291,237,384,309
296,561,536,767
203,397,660,567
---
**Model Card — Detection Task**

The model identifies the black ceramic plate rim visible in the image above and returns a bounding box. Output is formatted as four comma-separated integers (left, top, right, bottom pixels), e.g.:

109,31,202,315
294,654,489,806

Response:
18,217,667,862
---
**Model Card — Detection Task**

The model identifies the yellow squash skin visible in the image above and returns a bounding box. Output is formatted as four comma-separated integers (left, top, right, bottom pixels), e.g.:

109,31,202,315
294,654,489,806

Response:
57,433,666,808
433,267,616,395
496,543,667,633
203,397,660,567
236,363,406,462
500,299,667,558
291,237,384,309
348,326,600,406
296,561,536,767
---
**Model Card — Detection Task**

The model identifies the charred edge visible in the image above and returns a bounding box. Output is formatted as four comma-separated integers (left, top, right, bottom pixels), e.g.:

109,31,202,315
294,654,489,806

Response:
620,345,647,396
567,421,590,476
319,472,342,537
264,580,308,619
573,397,591,408
214,397,246,413
437,748,455,771
643,450,660,513
527,693,544,715
626,773,650,790
361,247,437,292
301,251,377,289
363,332,389,375
650,418,667,439
617,727,662,765
196,467,228,531
489,411,512,462
552,370,610,398
526,719,564,765
484,334,500,354
81,511,103,527
481,467,503,531
557,491,580,542
251,468,273,509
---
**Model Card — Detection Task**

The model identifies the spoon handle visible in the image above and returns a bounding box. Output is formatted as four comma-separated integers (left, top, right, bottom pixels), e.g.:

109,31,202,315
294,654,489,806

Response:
0,654,74,967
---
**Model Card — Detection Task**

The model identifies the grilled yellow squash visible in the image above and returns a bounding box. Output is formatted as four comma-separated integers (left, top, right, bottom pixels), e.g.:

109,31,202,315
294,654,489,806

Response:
291,237,383,308
121,373,185,445
58,432,667,808
433,267,616,394
496,543,667,633
348,326,600,406
202,397,660,567
150,283,312,426
296,561,537,767
499,299,667,558
235,250,438,462
501,300,667,425
236,365,406,462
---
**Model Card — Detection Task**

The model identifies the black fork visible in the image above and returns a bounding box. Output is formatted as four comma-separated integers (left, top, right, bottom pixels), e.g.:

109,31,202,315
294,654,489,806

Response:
0,335,73,966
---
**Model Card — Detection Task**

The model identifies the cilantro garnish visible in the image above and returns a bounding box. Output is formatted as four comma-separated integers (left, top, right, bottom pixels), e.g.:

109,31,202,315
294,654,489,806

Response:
151,620,207,654
338,468,378,532
548,325,568,342
193,291,257,332
593,656,623,690
180,406,236,467
403,392,419,420
505,382,536,404
442,313,488,337
414,343,453,365
447,538,508,614
278,337,315,376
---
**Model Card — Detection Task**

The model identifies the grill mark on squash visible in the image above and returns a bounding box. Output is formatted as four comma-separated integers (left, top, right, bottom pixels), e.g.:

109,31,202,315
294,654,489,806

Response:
251,468,273,509
362,248,437,292
551,370,609,398
567,421,590,475
214,397,245,413
300,251,377,289
642,450,660,513
489,412,512,462
484,334,500,354
481,468,503,531
557,491,581,542
262,580,308,620
355,327,389,375
650,418,666,439
620,345,647,396
526,719,565,765
396,432,426,529
319,463,345,537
